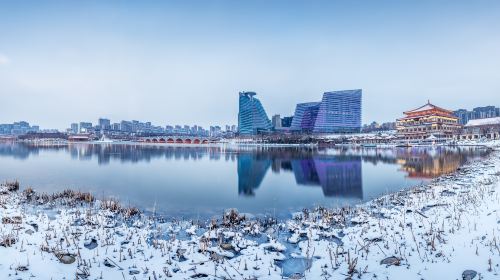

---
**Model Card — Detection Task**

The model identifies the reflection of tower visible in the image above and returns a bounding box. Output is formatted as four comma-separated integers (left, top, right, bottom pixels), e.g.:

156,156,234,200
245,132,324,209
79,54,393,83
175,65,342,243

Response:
315,157,363,198
271,159,282,173
291,156,363,199
397,148,465,178
237,153,271,196
291,159,320,185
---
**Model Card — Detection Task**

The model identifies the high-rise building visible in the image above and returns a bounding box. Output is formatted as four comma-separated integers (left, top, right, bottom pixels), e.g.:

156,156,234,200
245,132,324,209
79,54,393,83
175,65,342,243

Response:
281,116,293,128
313,90,362,134
454,106,500,125
165,125,173,134
211,126,222,137
0,121,40,135
120,121,132,132
70,123,79,134
98,118,111,130
238,91,272,135
473,106,500,119
272,114,282,129
453,109,472,125
290,102,321,132
79,122,92,132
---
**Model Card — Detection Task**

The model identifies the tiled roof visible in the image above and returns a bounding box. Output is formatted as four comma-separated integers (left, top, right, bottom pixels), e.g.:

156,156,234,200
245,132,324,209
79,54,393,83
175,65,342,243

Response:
404,101,452,114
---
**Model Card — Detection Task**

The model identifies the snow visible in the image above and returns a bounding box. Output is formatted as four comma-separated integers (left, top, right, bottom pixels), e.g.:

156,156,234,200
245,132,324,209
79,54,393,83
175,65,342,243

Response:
1,147,500,279
465,117,500,127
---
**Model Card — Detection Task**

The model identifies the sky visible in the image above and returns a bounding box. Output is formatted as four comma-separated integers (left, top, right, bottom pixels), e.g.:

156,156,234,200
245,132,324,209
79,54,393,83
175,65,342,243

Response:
1,0,499,130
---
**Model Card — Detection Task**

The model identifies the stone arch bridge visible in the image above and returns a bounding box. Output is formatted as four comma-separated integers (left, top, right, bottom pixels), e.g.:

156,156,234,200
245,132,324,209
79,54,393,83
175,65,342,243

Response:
138,136,213,144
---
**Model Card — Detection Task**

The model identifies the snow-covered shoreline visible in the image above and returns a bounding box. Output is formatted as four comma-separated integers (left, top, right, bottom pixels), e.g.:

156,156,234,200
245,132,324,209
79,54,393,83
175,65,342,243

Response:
1,150,500,279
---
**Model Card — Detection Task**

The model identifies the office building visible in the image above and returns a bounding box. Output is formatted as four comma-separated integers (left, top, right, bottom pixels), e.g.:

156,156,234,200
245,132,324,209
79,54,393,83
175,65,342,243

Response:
70,123,79,134
313,89,362,133
454,106,500,125
281,116,293,128
98,118,111,130
272,114,282,129
79,122,92,132
238,91,272,135
290,102,321,132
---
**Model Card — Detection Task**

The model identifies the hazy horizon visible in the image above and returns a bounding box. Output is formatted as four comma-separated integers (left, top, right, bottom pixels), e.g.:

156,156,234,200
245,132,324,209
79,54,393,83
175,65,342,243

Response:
1,0,500,130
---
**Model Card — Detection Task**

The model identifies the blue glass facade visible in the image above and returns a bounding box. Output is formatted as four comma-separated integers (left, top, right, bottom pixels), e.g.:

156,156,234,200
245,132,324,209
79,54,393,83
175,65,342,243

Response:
290,102,321,132
238,91,272,135
313,89,362,133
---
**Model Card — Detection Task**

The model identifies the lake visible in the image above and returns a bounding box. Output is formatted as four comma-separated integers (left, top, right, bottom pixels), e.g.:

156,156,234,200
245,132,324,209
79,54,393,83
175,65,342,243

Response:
0,142,489,219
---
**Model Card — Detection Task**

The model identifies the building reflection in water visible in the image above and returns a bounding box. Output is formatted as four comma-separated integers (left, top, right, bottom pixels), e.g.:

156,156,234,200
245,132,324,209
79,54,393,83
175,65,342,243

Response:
237,154,271,196
290,157,363,198
235,146,487,199
396,148,466,178
235,148,365,198
0,143,489,200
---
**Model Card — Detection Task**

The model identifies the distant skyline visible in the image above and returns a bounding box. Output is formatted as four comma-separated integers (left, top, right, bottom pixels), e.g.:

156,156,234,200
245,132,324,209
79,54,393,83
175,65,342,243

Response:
1,0,500,130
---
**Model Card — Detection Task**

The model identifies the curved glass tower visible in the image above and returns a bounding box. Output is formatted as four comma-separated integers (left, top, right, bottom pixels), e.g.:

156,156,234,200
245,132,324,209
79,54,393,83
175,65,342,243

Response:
290,102,321,132
313,89,362,133
238,92,272,135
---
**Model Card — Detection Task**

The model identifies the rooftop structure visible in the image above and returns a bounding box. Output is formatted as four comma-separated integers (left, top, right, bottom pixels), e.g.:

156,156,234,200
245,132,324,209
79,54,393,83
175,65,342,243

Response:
459,116,500,140
465,117,500,127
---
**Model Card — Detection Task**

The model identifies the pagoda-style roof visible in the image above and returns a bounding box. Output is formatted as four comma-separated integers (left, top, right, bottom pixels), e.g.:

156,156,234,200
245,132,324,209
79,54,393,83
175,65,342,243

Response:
403,101,453,115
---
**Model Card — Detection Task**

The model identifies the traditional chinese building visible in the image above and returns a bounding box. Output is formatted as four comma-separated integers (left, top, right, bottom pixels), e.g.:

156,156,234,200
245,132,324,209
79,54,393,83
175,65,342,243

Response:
396,101,462,141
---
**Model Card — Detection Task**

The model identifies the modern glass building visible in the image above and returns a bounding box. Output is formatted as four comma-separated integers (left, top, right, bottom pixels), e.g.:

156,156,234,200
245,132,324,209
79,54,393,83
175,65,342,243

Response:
238,91,273,135
290,102,321,132
313,89,362,133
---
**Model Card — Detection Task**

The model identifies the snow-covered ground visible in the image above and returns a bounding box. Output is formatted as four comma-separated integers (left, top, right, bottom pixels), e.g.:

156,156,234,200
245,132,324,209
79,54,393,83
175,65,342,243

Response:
1,149,500,279
456,139,500,148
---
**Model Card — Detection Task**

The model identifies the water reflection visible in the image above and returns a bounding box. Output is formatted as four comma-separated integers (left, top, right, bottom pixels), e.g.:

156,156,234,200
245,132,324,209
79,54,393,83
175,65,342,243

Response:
234,146,483,199
237,153,271,196
238,153,363,198
0,142,489,217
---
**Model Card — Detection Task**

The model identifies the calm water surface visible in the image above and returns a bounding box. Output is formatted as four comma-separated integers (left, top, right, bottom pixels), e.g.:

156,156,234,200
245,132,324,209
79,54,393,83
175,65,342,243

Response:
0,142,489,219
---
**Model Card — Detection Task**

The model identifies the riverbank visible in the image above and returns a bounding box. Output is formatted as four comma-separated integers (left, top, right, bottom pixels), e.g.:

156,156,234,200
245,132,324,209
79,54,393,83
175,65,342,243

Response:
1,150,499,279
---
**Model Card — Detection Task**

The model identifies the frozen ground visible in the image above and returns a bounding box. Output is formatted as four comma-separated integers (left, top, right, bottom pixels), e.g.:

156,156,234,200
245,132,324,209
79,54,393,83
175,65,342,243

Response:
1,149,499,279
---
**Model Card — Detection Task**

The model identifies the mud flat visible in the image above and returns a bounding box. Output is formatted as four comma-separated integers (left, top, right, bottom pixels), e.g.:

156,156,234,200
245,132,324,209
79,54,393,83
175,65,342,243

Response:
1,150,499,279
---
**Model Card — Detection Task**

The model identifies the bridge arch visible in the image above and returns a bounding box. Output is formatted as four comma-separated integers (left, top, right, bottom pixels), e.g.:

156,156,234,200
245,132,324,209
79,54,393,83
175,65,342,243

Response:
167,138,174,144
184,139,192,144
193,139,201,144
175,138,183,144
145,139,151,143
159,138,166,143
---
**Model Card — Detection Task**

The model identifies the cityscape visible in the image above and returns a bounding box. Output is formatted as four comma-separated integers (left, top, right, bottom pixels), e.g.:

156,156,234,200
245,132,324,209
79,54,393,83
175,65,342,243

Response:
1,1,500,280
1,88,499,144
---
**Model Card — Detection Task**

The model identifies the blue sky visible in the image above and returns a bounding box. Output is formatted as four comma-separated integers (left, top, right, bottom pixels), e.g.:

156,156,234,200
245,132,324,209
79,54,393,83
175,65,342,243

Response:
1,0,499,129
